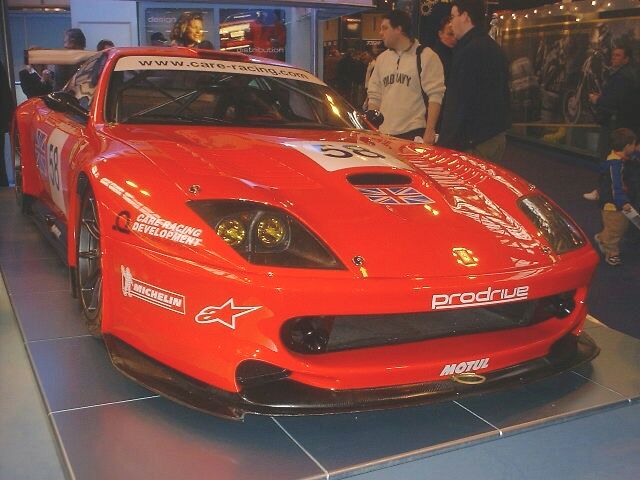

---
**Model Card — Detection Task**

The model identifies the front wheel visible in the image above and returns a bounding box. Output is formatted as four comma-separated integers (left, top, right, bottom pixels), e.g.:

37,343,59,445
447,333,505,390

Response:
76,186,103,337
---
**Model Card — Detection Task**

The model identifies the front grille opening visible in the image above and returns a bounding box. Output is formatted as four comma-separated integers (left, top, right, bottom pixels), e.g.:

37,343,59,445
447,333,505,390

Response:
347,173,412,186
236,360,290,388
281,291,576,355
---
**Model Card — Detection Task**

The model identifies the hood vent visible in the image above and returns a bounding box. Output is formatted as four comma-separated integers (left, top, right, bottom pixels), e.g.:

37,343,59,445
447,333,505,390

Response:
347,173,412,186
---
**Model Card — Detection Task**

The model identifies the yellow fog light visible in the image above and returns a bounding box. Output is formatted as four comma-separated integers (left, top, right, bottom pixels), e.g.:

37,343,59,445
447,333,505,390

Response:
216,219,246,246
257,216,287,247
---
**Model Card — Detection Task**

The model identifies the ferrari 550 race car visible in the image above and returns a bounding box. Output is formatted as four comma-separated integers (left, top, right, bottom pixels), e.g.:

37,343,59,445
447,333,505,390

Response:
12,47,599,419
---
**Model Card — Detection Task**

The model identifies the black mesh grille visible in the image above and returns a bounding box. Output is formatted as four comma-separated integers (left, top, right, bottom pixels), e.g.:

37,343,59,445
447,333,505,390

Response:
282,291,575,354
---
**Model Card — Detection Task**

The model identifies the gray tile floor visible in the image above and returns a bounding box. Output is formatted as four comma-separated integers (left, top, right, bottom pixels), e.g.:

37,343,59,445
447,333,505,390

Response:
1,187,639,480
349,402,640,480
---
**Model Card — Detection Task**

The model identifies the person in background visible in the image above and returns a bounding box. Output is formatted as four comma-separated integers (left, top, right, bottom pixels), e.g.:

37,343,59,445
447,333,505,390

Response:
171,12,213,49
367,10,445,143
437,0,511,163
96,39,114,51
271,9,286,62
431,17,457,134
431,16,457,82
19,47,53,98
150,32,169,47
353,50,371,108
488,13,500,41
53,28,86,91
335,48,358,103
363,43,383,110
589,46,639,134
0,59,14,186
593,128,637,266
584,46,639,200
323,46,341,89
625,142,640,243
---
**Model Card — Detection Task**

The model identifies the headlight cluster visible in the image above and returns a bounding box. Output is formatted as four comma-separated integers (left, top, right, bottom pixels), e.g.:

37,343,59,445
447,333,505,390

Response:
518,195,585,254
189,200,345,269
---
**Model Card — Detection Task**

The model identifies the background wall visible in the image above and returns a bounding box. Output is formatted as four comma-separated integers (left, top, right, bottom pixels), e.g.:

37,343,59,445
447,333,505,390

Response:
289,7,313,72
70,0,138,49
8,11,70,78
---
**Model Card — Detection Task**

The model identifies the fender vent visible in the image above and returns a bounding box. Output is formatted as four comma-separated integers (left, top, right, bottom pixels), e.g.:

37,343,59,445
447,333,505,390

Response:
347,173,412,186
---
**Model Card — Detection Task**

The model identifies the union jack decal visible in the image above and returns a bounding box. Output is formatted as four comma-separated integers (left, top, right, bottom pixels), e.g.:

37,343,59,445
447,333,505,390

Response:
357,187,434,205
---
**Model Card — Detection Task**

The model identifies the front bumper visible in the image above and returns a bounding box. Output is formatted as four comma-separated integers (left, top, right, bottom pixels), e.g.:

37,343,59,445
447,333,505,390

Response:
105,331,599,420
104,236,598,392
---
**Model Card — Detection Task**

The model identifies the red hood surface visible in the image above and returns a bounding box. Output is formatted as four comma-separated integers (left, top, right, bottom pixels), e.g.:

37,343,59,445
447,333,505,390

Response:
106,125,555,278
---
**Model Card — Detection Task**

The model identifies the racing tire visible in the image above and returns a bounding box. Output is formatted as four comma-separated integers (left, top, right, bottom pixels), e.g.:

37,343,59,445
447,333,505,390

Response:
12,131,33,215
562,88,581,124
76,186,103,337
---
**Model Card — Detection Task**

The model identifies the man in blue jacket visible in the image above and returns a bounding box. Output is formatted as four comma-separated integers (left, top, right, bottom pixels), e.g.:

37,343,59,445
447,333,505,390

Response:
437,0,511,163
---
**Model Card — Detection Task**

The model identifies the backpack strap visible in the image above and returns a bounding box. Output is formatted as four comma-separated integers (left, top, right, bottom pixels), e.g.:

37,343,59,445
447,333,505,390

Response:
416,44,428,106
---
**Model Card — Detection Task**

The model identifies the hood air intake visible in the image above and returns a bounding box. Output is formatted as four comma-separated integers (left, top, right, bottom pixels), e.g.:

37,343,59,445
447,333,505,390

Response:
347,173,412,186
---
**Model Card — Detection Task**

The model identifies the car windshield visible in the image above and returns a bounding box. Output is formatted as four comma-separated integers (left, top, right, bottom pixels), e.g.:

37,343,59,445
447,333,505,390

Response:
105,55,368,130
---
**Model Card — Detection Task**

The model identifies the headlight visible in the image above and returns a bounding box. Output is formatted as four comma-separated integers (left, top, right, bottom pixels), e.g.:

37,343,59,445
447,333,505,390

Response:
216,219,246,246
188,200,345,269
256,216,287,247
518,195,585,254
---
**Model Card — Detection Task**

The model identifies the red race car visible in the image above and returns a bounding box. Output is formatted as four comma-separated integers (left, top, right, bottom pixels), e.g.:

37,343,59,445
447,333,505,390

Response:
12,47,599,419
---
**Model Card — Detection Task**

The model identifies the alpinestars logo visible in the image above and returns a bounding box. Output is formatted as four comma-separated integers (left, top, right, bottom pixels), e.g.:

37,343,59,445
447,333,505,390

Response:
431,286,529,310
440,358,489,376
121,265,185,314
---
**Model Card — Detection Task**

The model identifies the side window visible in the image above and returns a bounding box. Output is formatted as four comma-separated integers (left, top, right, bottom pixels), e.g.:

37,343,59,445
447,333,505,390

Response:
66,53,107,109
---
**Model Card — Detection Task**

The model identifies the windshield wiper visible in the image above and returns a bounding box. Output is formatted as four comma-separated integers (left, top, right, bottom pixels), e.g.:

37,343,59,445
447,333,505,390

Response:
189,115,234,125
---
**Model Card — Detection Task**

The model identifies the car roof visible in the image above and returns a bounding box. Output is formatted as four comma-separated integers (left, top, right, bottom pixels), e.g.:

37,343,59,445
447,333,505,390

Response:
104,46,293,70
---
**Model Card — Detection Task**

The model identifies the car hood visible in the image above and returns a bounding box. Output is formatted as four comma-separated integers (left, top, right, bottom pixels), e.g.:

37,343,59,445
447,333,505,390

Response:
107,125,553,278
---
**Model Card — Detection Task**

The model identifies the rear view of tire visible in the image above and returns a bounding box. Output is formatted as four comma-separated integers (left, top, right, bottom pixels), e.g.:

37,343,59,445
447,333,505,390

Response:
77,186,103,337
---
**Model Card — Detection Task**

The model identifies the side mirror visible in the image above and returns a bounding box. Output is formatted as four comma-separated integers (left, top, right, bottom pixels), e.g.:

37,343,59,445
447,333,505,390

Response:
44,91,88,119
364,109,384,128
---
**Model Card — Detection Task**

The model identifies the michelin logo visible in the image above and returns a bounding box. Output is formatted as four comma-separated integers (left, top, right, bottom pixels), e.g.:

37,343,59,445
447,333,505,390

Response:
431,286,529,310
121,265,185,314
440,358,490,377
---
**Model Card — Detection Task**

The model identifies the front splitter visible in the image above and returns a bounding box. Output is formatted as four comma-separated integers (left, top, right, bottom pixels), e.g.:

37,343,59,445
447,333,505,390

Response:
104,332,599,420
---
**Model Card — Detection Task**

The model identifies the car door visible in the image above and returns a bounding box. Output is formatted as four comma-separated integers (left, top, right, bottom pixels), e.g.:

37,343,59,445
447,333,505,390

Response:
32,53,104,223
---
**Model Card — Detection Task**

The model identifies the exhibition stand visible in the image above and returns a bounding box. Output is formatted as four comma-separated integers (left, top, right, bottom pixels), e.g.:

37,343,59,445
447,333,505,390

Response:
1,188,639,480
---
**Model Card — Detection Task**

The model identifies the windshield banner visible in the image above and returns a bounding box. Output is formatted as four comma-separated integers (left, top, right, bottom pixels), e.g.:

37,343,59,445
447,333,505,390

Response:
114,56,324,84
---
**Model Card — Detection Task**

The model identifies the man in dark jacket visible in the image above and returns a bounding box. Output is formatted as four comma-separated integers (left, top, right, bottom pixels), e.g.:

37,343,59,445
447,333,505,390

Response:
589,46,639,133
431,16,457,83
1,60,15,186
19,62,53,98
583,47,639,200
437,0,511,163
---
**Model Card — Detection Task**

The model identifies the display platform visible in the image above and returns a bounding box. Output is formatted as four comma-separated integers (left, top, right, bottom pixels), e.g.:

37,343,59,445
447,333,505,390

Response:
1,188,639,480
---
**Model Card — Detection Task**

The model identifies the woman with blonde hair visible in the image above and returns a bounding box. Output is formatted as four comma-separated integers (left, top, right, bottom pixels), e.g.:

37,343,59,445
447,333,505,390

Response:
171,12,212,49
